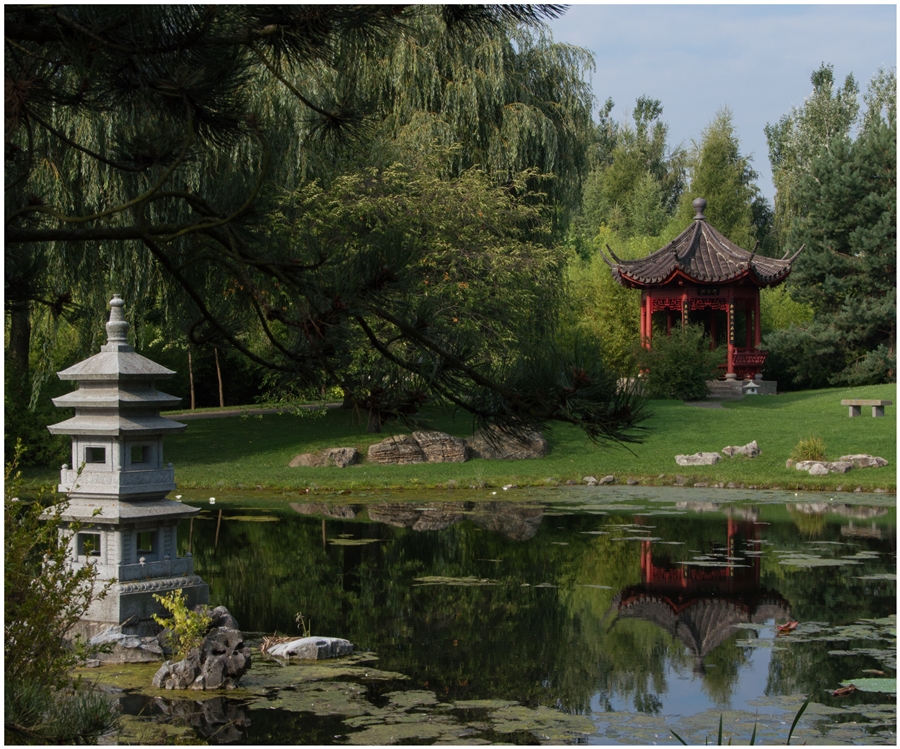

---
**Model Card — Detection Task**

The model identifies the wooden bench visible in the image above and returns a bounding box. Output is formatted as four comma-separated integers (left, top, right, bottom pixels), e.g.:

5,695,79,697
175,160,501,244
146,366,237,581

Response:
841,399,892,418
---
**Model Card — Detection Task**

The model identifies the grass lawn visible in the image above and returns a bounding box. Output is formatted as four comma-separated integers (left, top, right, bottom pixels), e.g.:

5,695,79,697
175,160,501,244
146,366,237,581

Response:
23,384,895,494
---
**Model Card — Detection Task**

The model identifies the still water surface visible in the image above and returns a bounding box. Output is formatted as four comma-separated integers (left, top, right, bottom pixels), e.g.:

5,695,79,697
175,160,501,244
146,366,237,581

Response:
123,487,896,744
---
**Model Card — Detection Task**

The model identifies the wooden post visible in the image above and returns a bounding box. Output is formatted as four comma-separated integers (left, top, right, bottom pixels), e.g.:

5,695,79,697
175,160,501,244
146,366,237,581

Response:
754,293,762,347
744,299,753,348
726,289,736,379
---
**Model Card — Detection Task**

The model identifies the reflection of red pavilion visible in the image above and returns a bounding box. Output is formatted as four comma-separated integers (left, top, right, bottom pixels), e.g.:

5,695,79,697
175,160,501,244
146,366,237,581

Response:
610,518,791,673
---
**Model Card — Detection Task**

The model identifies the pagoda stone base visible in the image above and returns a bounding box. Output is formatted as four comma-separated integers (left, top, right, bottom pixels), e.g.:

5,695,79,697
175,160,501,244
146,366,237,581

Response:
73,575,209,640
708,379,777,397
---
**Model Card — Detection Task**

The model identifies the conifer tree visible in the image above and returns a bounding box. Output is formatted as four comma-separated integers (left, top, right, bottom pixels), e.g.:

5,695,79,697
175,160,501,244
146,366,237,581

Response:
5,5,646,445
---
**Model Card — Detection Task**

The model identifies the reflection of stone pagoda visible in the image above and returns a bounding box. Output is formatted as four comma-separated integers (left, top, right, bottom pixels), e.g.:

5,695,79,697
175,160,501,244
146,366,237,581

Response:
609,518,790,673
48,295,208,637
600,197,801,384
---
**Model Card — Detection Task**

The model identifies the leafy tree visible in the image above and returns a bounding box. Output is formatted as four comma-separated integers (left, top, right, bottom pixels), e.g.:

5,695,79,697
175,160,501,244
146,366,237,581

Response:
5,5,646,447
763,96,896,387
635,324,724,401
765,64,861,242
4,447,118,743
572,97,686,242
672,108,770,252
561,226,655,377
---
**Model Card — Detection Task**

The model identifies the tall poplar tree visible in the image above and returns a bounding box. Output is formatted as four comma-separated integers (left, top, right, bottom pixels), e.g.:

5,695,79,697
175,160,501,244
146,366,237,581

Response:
672,108,769,251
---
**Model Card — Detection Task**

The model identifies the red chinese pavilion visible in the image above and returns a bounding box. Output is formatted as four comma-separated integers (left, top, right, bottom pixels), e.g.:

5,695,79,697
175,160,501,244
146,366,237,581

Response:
600,198,801,381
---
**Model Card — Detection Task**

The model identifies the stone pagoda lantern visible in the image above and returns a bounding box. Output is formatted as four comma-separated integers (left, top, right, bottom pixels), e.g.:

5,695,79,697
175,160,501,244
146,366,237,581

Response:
48,295,208,637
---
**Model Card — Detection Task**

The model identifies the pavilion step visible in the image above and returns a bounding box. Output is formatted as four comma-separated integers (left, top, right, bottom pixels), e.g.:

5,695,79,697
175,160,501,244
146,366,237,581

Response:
706,380,745,399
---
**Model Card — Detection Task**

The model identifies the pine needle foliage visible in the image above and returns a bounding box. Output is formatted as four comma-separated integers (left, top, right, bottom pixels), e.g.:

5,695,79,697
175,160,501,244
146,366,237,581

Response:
6,5,645,447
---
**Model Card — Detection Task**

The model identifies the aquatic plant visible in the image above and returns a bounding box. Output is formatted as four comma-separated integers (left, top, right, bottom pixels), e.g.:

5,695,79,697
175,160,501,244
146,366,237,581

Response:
669,695,811,745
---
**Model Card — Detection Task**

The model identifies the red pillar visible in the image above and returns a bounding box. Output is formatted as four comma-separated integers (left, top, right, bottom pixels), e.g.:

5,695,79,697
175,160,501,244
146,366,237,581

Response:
754,292,762,347
726,289,735,378
744,298,753,348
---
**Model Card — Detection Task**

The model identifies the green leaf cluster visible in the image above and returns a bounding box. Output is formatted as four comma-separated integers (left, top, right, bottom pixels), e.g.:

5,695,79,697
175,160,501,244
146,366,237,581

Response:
764,68,896,388
4,443,118,743
152,589,213,660
635,324,725,401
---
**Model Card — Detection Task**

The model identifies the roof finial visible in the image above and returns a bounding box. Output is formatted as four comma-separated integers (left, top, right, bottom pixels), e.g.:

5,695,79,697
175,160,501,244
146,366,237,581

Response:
106,294,129,345
692,197,707,221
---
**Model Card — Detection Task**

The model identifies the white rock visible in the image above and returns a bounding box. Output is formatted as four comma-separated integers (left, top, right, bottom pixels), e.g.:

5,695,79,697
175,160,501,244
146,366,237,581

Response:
722,440,760,458
839,454,888,468
265,636,353,660
675,452,721,466
808,463,829,476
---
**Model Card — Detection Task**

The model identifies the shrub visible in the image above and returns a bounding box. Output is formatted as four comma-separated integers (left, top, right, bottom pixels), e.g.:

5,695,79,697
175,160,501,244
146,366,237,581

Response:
790,436,826,462
636,324,725,401
4,443,119,743
152,589,212,659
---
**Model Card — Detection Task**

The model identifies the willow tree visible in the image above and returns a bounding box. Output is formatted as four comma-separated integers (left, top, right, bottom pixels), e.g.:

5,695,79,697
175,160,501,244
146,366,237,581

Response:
5,5,646,446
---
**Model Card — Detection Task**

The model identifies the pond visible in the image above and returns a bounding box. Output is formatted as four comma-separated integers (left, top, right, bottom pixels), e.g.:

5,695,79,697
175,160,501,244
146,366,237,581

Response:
109,486,896,745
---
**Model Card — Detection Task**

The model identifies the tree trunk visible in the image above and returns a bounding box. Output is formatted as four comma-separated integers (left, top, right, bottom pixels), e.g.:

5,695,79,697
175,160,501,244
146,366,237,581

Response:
7,300,31,385
214,347,225,408
366,409,382,433
187,344,196,410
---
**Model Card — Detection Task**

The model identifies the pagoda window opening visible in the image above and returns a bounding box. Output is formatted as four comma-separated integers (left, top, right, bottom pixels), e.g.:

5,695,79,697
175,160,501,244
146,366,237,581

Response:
137,530,158,558
130,444,152,465
78,532,102,558
85,446,106,464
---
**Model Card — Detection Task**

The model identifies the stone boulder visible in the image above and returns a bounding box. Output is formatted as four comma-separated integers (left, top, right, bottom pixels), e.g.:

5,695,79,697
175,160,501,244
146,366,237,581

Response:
412,430,468,463
412,504,467,532
88,624,164,663
470,502,544,541
289,447,359,468
367,435,426,465
675,452,721,466
152,627,251,690
722,441,760,458
203,605,240,631
291,502,359,519
262,636,353,660
794,460,854,476
839,454,889,469
368,503,425,527
467,426,548,461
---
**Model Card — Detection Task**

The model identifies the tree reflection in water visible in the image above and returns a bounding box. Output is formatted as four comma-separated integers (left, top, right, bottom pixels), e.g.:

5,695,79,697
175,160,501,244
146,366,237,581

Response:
123,492,895,744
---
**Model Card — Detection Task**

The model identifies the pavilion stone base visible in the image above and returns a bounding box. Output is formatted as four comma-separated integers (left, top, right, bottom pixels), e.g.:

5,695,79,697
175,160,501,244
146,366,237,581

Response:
70,575,209,640
709,379,777,397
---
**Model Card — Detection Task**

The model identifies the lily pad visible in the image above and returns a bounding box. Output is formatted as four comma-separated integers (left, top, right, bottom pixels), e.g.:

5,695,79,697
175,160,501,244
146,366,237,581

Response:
247,680,370,716
841,678,897,693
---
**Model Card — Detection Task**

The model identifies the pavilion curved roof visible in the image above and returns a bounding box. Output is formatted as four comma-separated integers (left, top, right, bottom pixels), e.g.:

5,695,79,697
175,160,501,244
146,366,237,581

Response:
600,198,802,289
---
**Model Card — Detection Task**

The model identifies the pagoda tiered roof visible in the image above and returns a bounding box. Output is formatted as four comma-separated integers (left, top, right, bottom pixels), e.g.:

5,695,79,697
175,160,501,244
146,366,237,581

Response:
600,198,801,289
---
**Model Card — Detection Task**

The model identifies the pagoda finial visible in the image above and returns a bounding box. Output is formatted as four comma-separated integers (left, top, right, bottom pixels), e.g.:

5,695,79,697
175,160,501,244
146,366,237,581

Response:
692,197,707,220
106,295,129,344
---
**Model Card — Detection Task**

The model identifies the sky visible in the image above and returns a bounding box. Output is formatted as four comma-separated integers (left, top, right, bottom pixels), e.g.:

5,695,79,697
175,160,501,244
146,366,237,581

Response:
546,3,897,204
